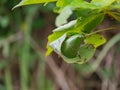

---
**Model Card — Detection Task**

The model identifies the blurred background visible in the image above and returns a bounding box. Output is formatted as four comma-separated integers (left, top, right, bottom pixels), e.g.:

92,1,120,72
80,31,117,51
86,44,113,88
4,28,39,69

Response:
0,0,120,90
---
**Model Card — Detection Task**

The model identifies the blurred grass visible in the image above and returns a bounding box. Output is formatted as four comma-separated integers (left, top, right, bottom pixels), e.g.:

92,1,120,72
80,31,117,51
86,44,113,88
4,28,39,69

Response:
0,0,55,90
5,68,12,90
0,0,120,90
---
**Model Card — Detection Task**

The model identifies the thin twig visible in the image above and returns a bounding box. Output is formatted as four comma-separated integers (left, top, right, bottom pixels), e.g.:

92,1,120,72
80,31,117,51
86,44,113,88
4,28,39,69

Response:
85,27,117,37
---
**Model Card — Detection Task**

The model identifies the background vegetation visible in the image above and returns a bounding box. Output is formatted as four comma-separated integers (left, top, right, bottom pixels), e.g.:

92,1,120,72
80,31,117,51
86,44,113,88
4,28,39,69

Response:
0,0,120,90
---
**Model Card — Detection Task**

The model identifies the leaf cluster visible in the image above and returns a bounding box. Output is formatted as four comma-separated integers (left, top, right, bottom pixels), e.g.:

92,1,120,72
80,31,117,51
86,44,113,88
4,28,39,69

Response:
14,0,120,64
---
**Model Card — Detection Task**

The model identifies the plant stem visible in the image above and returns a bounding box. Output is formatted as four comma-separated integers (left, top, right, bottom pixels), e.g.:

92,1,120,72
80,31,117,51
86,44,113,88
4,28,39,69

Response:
5,67,13,90
20,6,39,90
85,27,118,37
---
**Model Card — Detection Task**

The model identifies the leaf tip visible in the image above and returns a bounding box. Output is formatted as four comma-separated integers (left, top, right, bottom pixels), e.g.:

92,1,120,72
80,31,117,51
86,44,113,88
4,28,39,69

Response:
12,5,19,10
12,0,26,10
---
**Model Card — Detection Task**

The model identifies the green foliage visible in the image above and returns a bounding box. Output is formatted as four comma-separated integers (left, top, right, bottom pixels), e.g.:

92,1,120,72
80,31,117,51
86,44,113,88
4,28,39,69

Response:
61,34,83,58
14,0,120,64
13,0,57,9
56,6,73,27
75,13,105,33
76,44,95,64
84,34,106,48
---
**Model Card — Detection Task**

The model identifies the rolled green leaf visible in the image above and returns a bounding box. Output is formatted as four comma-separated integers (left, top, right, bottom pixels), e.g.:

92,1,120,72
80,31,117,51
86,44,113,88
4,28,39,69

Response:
61,34,83,58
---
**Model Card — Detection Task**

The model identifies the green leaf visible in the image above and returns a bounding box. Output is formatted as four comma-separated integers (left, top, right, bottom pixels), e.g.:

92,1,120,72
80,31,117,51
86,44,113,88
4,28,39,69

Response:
75,8,92,18
54,20,77,32
49,33,67,55
97,0,120,10
47,13,104,56
61,34,83,58
75,13,105,33
83,13,105,33
56,6,73,27
46,20,77,56
56,0,73,8
62,44,96,64
70,0,99,9
84,34,106,48
46,31,65,56
13,0,57,9
91,0,116,7
109,3,120,10
76,44,95,64
48,33,95,64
